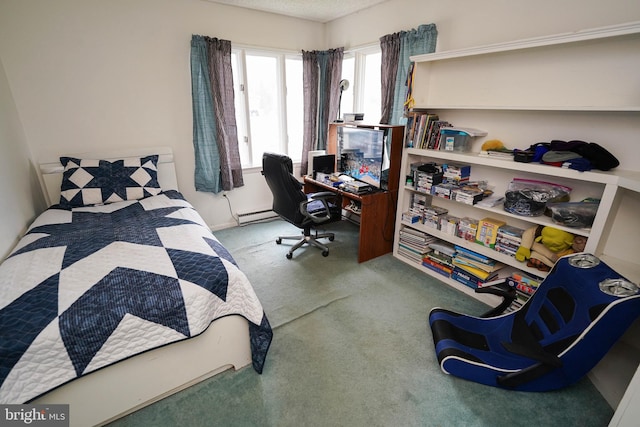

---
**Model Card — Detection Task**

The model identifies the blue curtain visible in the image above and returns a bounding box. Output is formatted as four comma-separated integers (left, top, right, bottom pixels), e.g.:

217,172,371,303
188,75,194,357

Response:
191,35,221,193
190,35,243,193
390,24,438,125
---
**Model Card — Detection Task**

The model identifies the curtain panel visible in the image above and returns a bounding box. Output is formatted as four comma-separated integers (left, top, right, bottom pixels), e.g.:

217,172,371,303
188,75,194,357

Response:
380,24,437,126
302,50,319,179
379,33,401,124
301,48,344,177
190,35,243,194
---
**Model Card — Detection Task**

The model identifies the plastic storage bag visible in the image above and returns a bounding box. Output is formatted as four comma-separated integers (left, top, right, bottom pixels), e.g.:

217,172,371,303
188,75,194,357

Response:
546,200,599,228
503,178,571,217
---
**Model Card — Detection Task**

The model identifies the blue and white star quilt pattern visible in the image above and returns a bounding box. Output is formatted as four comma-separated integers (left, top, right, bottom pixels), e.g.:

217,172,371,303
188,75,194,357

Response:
0,190,272,403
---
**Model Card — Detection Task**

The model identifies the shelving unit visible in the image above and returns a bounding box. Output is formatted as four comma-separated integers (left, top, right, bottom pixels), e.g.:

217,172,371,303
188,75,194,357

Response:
394,21,640,412
394,147,617,306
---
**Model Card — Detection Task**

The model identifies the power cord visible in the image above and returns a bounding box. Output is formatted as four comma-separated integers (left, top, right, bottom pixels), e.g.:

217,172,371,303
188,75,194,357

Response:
222,193,240,226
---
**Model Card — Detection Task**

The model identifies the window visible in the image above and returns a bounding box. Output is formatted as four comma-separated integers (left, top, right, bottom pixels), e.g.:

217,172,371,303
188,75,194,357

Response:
341,46,381,124
232,49,303,168
232,45,381,169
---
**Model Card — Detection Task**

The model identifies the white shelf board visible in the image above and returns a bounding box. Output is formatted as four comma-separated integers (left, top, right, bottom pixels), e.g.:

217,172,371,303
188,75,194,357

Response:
400,220,549,279
404,186,592,238
422,105,640,113
410,21,640,63
406,148,628,185
616,170,640,193
394,251,502,308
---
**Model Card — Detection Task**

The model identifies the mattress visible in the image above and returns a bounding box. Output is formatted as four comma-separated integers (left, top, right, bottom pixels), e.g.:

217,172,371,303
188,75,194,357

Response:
0,190,272,403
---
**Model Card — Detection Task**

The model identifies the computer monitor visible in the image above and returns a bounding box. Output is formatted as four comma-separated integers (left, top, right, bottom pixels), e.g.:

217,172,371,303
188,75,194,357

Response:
337,126,390,189
312,154,336,179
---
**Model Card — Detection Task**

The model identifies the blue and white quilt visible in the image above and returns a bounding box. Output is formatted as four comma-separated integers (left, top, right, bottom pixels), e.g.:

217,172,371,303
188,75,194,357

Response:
0,190,272,403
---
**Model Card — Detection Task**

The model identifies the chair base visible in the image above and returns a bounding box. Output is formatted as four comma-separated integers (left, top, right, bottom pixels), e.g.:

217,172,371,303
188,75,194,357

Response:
276,229,335,259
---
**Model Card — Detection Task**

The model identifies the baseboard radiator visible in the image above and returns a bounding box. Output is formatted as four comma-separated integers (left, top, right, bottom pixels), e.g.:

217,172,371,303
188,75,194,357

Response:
236,208,278,225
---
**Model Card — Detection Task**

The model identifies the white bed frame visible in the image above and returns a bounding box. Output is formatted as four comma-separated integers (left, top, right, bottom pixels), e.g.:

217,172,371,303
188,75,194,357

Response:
32,147,252,427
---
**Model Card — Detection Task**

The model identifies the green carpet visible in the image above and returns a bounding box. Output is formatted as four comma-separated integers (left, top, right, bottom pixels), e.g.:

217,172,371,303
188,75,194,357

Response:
108,219,614,427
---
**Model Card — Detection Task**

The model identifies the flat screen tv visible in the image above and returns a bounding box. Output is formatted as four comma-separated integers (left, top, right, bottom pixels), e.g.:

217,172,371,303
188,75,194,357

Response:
337,126,390,189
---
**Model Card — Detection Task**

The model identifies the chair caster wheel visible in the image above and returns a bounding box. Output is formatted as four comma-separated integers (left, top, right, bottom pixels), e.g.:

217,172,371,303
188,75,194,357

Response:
276,238,282,244
322,250,329,257
286,253,293,260
329,236,335,241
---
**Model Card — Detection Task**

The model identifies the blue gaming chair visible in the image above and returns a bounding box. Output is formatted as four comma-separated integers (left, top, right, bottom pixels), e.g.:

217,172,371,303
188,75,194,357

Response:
428,253,640,391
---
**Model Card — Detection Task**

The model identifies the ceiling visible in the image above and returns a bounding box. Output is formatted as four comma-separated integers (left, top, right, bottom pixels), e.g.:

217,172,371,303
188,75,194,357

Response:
204,0,387,23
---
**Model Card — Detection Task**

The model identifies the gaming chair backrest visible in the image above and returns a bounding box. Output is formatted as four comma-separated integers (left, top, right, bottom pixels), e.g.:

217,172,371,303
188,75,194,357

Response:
514,254,640,359
262,152,308,226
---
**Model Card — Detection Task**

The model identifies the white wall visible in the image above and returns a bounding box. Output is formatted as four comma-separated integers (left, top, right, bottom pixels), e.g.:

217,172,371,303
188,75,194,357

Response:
1,0,639,234
0,57,46,259
327,0,640,51
0,0,324,232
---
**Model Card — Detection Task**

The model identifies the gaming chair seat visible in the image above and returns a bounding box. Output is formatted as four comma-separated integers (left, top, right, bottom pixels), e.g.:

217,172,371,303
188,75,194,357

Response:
428,253,640,391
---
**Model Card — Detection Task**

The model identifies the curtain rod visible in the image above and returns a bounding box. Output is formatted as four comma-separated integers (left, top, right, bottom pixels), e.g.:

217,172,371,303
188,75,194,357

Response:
231,40,380,56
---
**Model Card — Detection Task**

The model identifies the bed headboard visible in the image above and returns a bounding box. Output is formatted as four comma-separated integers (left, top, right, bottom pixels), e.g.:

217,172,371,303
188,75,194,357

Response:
38,146,179,207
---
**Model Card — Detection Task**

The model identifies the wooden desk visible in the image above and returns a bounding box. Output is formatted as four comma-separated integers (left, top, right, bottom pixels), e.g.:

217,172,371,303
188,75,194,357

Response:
304,176,397,263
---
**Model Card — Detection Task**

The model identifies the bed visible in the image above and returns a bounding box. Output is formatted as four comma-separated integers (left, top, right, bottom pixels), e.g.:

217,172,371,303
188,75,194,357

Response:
0,147,272,426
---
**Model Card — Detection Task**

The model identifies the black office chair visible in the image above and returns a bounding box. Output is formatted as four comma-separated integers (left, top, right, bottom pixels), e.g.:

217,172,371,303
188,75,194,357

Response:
262,152,342,259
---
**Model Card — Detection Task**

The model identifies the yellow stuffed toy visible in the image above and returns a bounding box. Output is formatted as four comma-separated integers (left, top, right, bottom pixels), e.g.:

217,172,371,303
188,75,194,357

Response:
515,225,575,271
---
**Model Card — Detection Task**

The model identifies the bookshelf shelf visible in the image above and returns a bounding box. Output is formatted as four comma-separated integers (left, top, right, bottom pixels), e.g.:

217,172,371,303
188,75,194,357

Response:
410,21,640,63
420,105,640,112
395,21,640,411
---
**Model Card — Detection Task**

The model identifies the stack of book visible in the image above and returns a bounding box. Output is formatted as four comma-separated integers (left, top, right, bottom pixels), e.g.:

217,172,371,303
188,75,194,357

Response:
425,120,453,149
506,272,544,310
342,180,372,194
439,215,460,236
495,225,525,257
442,163,471,184
423,206,449,229
409,192,431,218
422,241,456,277
451,245,506,289
432,183,458,200
398,226,437,264
457,217,479,242
479,150,515,160
413,167,443,194
453,185,485,205
404,109,454,150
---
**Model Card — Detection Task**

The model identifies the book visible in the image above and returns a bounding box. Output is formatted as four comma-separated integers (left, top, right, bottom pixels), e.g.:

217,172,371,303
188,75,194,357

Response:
418,114,439,148
428,241,456,257
451,267,499,289
506,277,537,295
432,121,453,149
454,245,493,264
511,272,542,288
477,276,509,288
479,150,515,160
425,251,454,268
451,272,480,289
422,259,453,277
451,262,499,281
453,256,505,274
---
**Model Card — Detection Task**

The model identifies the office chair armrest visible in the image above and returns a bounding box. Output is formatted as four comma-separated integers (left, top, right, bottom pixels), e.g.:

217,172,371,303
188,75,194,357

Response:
300,192,338,223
